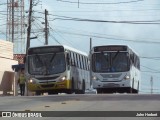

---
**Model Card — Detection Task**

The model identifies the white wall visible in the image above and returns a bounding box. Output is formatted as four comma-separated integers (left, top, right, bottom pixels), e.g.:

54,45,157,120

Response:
0,40,13,59
0,58,18,95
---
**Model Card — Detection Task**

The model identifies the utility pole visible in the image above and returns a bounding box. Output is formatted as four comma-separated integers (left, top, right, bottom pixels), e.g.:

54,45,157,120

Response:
12,0,14,43
12,0,17,97
26,0,33,54
89,38,92,87
26,0,33,96
78,0,79,8
44,9,48,45
150,76,153,94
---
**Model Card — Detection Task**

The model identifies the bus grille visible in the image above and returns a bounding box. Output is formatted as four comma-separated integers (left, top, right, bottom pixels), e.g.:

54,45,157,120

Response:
36,76,59,80
100,73,122,78
41,84,55,88
103,83,120,87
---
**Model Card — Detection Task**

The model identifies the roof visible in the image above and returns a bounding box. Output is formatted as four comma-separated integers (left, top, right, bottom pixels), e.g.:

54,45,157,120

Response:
28,45,88,56
12,64,25,72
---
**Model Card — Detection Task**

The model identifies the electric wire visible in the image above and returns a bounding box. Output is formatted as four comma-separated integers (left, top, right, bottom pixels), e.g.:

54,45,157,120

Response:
54,29,160,44
56,0,144,5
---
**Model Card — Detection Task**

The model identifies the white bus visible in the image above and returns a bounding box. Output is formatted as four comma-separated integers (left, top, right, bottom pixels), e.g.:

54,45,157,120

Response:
90,45,140,94
25,45,90,95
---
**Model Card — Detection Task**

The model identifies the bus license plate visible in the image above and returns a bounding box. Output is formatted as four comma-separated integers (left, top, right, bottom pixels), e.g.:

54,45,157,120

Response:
103,83,119,87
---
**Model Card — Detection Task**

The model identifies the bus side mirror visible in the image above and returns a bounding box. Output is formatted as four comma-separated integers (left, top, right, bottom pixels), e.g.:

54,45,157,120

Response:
23,56,26,63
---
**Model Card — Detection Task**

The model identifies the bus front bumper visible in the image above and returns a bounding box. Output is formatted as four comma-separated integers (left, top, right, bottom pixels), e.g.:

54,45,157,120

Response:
93,80,130,89
27,80,71,92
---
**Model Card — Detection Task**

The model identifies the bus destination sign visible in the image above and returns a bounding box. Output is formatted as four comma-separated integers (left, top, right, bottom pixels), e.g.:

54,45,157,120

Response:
94,46,127,52
28,46,64,55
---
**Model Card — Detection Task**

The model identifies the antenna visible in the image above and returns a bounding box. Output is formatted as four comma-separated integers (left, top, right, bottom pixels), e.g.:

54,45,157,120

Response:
7,0,26,54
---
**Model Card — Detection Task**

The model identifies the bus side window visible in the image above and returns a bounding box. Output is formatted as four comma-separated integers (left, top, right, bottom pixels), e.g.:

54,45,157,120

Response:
66,52,70,65
130,54,134,65
87,58,89,71
79,55,82,69
70,52,75,66
82,56,85,70
72,52,76,66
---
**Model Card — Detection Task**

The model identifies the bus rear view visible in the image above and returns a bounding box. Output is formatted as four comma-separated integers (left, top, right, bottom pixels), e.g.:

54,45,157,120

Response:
90,45,140,94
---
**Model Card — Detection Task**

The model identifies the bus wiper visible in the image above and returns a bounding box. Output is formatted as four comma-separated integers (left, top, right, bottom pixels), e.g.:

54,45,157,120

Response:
112,51,120,62
100,52,113,71
35,54,43,65
109,51,119,71
35,54,50,75
101,51,109,63
43,61,50,75
110,51,119,68
50,53,56,63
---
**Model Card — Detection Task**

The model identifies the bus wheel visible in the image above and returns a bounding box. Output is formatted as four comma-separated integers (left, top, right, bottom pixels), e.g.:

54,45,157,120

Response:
127,87,133,93
136,82,139,94
71,78,75,92
35,91,41,96
133,82,139,94
48,92,58,95
97,89,102,94
80,80,85,94
82,81,86,94
67,78,74,94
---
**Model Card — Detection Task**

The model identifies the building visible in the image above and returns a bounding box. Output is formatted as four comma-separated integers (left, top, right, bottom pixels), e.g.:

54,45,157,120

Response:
0,40,18,95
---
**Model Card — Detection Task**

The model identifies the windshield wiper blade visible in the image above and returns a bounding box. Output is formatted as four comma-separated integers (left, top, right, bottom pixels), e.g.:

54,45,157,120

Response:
35,54,49,75
109,51,120,70
112,51,120,62
50,53,56,63
42,61,50,75
35,54,43,65
101,51,109,63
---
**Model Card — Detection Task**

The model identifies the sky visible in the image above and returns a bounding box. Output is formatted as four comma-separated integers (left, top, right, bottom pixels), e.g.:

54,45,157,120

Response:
0,0,160,94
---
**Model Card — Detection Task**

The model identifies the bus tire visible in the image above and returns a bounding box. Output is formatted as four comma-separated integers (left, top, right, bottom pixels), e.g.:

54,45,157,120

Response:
48,91,58,95
67,78,74,94
97,89,102,94
137,82,139,93
71,78,75,91
126,87,132,93
79,80,85,94
35,91,41,96
134,82,139,94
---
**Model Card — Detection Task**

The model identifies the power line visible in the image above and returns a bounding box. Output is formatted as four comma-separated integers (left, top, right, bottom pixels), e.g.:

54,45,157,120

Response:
51,8,160,13
141,65,160,73
54,25,160,41
53,30,75,47
142,73,160,79
54,29,160,44
48,14,160,24
49,33,61,45
52,18,160,24
0,3,7,6
140,56,160,60
56,0,144,5
141,56,160,58
141,71,160,73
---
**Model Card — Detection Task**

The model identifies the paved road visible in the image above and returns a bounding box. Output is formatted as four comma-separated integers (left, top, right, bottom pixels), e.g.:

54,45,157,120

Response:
0,94,160,120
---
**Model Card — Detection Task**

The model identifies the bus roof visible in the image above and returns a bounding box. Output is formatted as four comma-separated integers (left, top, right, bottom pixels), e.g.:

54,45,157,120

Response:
91,44,139,56
28,45,88,56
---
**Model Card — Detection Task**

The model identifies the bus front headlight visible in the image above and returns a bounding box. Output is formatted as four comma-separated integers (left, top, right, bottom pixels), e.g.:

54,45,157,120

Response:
59,76,66,82
28,78,36,84
92,76,100,81
29,79,33,83
124,75,130,80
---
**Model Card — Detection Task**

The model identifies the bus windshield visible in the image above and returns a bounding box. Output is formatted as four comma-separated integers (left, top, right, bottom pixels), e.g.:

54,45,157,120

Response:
28,53,66,75
92,52,129,73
